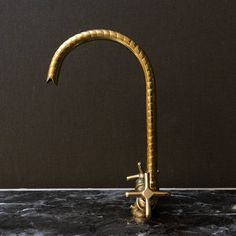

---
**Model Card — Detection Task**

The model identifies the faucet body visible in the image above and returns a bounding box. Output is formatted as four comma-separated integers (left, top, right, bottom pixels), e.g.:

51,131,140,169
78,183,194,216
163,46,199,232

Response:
47,29,169,221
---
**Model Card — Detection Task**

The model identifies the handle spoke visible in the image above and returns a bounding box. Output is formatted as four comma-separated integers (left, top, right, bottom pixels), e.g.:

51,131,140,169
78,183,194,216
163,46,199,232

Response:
152,191,170,197
145,198,151,219
125,192,141,198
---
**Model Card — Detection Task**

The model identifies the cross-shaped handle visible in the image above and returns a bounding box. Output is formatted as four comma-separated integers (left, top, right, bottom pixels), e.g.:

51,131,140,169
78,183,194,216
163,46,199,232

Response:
126,172,169,219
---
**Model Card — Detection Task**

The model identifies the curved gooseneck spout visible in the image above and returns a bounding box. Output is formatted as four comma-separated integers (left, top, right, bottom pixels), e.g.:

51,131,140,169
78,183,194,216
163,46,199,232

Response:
47,29,169,221
47,29,157,187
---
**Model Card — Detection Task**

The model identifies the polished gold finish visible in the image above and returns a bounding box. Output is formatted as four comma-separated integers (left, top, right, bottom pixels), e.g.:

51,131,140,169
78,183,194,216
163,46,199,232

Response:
46,29,169,221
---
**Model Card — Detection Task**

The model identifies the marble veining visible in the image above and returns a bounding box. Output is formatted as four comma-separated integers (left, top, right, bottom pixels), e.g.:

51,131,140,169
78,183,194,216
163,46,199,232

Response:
0,190,235,235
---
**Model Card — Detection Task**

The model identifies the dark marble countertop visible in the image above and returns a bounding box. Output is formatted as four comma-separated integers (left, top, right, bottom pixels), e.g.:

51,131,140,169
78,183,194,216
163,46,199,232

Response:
0,190,235,235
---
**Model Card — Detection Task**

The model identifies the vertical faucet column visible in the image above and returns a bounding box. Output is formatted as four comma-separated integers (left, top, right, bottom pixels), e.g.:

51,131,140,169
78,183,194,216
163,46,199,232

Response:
46,29,169,221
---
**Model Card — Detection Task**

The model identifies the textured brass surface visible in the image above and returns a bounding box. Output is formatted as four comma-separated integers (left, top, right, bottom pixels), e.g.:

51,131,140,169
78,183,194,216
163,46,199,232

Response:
47,29,169,220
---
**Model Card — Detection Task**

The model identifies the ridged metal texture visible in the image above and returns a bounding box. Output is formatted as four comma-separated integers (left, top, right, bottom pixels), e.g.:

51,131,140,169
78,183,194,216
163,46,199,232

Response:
47,29,158,190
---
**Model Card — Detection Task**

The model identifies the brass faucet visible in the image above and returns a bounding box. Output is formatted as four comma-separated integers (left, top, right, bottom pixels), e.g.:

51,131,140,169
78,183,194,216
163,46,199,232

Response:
46,29,169,221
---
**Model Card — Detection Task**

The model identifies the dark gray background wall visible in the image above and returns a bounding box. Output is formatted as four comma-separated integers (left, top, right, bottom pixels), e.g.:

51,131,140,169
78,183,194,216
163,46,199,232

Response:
0,0,235,188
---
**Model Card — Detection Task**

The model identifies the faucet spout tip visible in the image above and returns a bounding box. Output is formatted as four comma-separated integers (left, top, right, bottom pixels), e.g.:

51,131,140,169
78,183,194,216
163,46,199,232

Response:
47,64,60,85
46,77,52,83
46,75,58,86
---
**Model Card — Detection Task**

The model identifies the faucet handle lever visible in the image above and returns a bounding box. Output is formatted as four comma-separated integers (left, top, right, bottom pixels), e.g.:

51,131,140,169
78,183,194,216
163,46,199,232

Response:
126,174,140,181
126,162,144,181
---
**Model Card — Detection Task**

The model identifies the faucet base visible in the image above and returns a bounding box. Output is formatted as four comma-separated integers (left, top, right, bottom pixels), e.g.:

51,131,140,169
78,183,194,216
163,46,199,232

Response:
126,162,170,221
130,198,157,223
